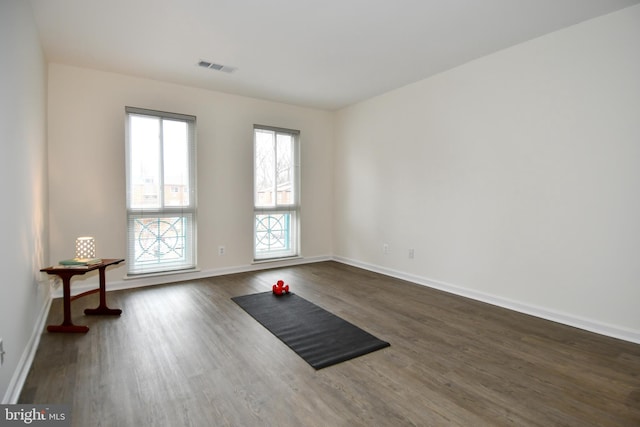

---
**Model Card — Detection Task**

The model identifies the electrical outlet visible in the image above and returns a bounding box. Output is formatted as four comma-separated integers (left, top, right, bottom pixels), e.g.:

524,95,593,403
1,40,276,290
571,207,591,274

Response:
383,243,390,254
218,246,226,256
0,338,5,366
409,248,415,259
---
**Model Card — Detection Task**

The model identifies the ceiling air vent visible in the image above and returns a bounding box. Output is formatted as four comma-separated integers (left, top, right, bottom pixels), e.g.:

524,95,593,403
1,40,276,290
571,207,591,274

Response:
198,60,237,73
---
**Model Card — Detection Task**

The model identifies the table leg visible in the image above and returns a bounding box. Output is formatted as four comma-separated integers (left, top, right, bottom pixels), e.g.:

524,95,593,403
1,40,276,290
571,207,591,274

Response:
47,276,89,333
84,266,122,316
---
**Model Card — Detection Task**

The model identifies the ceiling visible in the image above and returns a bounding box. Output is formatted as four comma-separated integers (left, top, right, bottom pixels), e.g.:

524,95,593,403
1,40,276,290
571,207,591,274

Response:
28,0,640,111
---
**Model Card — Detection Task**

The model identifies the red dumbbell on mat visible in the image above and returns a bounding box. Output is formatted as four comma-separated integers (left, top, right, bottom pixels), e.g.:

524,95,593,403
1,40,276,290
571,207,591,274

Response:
272,280,290,295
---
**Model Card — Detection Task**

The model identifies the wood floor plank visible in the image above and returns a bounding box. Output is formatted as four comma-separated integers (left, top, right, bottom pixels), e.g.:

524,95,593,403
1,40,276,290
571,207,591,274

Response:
19,261,640,426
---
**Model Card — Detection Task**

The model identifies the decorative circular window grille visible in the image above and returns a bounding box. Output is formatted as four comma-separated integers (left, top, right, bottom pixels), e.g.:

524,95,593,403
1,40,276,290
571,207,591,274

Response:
256,214,288,251
135,217,185,262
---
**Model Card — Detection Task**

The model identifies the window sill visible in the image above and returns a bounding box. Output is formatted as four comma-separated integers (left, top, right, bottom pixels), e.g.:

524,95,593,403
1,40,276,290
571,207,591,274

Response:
124,267,200,280
252,255,302,265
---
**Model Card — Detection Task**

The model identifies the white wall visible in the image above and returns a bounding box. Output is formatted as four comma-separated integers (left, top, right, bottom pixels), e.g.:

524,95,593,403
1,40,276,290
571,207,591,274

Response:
0,1,50,402
334,6,640,341
47,64,334,287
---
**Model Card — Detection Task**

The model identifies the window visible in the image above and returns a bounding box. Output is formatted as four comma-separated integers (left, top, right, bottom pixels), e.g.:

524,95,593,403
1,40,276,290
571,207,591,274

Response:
254,125,300,260
125,107,197,275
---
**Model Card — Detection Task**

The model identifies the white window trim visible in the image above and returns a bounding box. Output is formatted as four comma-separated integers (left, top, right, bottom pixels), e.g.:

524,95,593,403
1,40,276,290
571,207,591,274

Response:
253,125,300,261
125,107,197,275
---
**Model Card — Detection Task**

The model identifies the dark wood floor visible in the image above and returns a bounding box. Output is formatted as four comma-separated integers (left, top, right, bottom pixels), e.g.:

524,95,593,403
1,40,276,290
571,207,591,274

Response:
20,261,640,426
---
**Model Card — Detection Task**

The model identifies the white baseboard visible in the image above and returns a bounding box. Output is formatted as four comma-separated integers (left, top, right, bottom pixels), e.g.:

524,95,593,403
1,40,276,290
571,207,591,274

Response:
44,252,639,350
51,255,333,298
333,256,640,345
2,294,52,404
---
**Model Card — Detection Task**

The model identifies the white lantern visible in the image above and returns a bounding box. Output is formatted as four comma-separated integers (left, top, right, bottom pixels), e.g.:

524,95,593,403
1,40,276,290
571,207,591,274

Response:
75,236,96,260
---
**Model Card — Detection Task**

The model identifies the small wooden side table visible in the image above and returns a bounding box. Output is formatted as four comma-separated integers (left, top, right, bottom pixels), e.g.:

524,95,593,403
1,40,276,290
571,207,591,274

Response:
40,258,125,333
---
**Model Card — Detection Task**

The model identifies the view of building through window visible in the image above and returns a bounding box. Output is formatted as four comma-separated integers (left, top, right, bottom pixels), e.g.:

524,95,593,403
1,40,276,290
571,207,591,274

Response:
129,116,190,208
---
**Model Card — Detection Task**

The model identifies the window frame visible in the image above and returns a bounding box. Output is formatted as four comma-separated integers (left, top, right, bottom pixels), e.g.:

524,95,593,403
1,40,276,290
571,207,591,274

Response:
253,125,300,261
125,106,197,275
